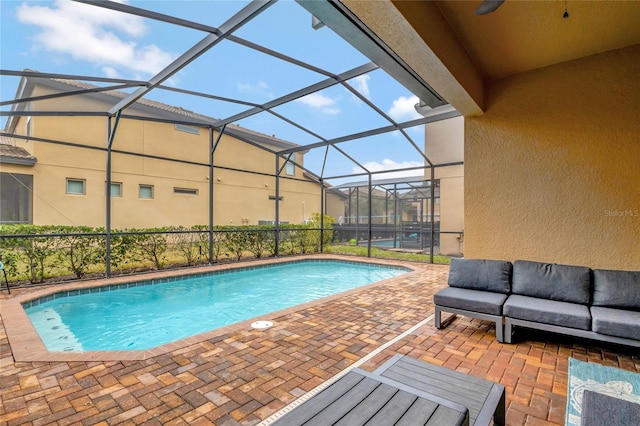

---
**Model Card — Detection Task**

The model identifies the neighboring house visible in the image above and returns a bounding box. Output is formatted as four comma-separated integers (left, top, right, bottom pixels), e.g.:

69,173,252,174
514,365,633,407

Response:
424,116,464,257
1,74,327,228
0,138,37,224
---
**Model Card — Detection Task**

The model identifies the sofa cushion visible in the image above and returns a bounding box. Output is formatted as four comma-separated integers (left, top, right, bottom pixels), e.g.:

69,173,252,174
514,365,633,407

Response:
590,306,640,340
448,258,512,294
592,269,640,310
503,294,591,330
512,260,591,304
434,287,508,316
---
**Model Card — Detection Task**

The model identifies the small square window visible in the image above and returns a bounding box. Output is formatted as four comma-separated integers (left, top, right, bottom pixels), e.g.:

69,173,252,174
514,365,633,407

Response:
110,182,122,197
139,185,154,199
66,178,85,195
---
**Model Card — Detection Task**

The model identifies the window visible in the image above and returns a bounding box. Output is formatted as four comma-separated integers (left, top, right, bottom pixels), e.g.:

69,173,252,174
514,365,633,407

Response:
173,187,198,195
0,172,33,224
175,124,200,135
285,153,296,176
139,185,154,199
66,178,85,195
110,182,122,197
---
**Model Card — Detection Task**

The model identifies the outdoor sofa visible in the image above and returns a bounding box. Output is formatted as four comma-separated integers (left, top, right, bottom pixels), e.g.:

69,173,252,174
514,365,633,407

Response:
434,258,640,348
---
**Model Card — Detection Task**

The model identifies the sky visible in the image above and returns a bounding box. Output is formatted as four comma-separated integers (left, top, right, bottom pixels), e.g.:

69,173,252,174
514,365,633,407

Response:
0,0,437,183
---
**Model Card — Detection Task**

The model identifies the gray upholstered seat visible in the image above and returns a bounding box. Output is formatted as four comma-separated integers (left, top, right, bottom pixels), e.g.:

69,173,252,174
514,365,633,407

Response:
503,294,591,330
434,258,512,343
590,306,640,340
434,287,508,316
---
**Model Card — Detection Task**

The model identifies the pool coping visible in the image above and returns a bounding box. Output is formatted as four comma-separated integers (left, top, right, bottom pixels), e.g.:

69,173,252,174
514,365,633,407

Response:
1,254,423,362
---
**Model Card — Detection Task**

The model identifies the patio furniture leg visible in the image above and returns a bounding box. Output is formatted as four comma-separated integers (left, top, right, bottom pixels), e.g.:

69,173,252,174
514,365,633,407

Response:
494,387,506,425
435,306,457,329
504,320,513,344
495,319,504,343
435,306,442,329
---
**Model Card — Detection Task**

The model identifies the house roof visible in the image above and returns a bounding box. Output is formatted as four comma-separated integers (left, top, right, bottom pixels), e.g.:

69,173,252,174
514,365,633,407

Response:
6,72,304,154
0,136,37,166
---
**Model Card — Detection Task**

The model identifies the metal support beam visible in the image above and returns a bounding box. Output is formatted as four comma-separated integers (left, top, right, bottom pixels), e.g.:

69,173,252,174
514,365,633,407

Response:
105,116,114,277
209,125,226,264
278,108,459,155
106,0,275,116
430,167,436,263
0,83,143,107
215,62,377,126
296,0,445,108
320,180,325,253
367,173,373,258
274,155,281,257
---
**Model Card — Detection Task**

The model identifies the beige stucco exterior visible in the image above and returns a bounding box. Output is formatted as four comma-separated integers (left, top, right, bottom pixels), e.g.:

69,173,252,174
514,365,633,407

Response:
1,78,326,228
345,1,640,270
464,46,640,269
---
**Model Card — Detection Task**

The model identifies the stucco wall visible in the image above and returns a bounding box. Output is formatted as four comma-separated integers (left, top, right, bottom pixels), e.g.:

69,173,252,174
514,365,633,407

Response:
425,116,464,256
465,45,640,269
5,86,323,228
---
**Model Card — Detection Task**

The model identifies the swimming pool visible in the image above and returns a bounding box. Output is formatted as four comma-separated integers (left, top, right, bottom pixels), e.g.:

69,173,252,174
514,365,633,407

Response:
24,259,409,352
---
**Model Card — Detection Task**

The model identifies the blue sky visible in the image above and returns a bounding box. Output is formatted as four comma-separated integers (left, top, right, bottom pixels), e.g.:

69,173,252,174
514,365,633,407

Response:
1,0,432,182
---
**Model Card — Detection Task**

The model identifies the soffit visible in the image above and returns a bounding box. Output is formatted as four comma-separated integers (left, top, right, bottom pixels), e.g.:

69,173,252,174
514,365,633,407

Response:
433,0,640,81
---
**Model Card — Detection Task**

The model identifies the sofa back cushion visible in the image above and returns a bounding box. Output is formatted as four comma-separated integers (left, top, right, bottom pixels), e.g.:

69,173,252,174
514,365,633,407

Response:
512,260,591,304
592,269,640,310
448,258,512,294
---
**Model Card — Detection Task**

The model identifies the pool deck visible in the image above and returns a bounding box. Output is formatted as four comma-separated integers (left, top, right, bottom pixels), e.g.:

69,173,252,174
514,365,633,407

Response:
1,254,638,425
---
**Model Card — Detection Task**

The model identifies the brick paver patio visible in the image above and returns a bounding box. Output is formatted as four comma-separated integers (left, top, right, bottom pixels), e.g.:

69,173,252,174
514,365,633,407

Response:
1,255,638,425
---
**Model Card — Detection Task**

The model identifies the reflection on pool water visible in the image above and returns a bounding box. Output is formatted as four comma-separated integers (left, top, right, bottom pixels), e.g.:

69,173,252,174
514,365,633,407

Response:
24,260,409,351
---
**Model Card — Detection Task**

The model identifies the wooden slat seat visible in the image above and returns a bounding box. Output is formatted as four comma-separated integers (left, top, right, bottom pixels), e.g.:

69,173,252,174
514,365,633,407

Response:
272,368,469,426
272,355,505,426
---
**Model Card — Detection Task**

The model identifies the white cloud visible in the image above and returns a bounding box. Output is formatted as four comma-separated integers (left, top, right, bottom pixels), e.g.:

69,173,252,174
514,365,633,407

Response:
296,92,341,115
237,81,273,99
352,159,425,179
102,67,120,79
348,75,370,99
388,95,422,121
17,0,176,77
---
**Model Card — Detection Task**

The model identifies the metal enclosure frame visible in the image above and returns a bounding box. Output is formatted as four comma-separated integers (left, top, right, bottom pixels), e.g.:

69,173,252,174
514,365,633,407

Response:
1,0,462,274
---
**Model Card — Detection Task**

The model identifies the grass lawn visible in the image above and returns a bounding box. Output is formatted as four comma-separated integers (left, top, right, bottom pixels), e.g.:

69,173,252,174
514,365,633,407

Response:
325,244,451,264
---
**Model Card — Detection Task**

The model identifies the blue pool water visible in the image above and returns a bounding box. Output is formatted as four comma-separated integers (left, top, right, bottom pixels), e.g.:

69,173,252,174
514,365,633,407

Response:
24,260,408,352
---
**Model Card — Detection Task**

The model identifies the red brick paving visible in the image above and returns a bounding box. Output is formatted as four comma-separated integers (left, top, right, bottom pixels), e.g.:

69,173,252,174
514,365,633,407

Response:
1,255,638,425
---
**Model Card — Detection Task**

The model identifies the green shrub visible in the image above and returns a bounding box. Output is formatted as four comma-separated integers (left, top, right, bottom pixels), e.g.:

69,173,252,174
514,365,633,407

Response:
54,226,105,279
